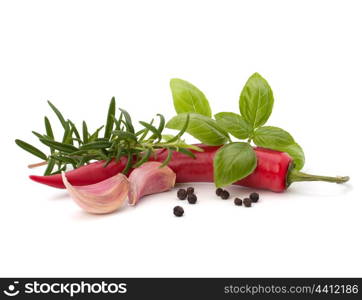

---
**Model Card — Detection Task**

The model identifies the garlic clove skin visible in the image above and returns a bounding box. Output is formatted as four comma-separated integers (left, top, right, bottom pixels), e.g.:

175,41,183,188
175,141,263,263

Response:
62,172,129,214
128,161,176,206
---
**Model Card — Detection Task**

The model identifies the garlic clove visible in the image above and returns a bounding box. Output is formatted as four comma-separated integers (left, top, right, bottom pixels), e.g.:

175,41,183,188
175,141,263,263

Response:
62,172,129,214
128,161,176,206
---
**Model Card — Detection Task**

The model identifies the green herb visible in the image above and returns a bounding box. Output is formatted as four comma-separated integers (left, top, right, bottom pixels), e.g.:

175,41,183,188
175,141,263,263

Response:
139,121,162,142
213,142,257,187
17,73,305,185
32,131,45,139
214,112,252,140
44,117,54,140
282,143,305,170
239,73,274,129
160,149,173,168
44,158,56,175
166,113,229,145
39,138,78,153
170,73,304,186
16,98,197,175
170,78,212,117
82,121,89,144
104,97,116,139
47,100,69,130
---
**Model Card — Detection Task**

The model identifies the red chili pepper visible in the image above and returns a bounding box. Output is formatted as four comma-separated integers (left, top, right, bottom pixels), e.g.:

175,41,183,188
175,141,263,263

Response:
29,144,349,192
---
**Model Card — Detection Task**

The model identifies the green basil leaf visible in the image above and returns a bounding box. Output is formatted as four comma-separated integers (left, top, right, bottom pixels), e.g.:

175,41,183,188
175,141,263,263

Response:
15,139,47,160
281,143,305,170
213,142,257,187
47,101,68,130
166,113,229,146
239,73,274,128
119,108,135,133
254,126,295,148
214,112,252,140
170,78,212,117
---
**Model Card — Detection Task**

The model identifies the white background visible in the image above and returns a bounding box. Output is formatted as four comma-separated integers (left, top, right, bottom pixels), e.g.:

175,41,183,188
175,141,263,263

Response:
0,0,361,277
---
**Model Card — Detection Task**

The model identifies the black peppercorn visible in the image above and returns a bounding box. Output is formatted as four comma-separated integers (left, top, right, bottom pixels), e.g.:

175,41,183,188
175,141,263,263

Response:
243,198,252,207
234,197,243,206
216,188,223,196
186,187,195,195
187,193,197,204
220,190,230,200
173,206,184,217
250,192,259,202
177,189,187,200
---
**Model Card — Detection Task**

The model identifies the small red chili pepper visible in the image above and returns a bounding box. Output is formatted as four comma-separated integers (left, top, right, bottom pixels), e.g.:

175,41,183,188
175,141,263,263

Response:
29,144,349,192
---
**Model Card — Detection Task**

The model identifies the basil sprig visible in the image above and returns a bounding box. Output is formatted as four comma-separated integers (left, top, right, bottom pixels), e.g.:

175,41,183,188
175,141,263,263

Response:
239,73,274,128
168,73,305,187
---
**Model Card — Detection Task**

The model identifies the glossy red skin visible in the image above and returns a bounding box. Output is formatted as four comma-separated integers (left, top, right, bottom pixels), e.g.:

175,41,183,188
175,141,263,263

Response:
30,144,292,192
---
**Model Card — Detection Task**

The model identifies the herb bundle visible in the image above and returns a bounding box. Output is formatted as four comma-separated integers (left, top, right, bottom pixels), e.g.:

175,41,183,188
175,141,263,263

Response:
166,73,305,187
16,98,200,176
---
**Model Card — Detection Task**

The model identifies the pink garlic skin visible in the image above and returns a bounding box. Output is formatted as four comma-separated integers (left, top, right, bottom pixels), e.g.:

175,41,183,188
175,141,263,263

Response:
62,172,129,214
128,162,176,205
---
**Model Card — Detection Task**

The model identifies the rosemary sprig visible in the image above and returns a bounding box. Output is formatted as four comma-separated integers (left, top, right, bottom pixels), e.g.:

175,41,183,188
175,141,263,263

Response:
15,98,199,175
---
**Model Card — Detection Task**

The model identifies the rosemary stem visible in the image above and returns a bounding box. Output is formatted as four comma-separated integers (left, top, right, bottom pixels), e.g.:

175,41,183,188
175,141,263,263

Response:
28,161,48,169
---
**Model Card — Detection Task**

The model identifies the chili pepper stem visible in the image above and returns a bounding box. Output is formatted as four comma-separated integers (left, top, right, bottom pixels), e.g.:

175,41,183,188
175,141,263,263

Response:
28,161,48,169
288,168,350,186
